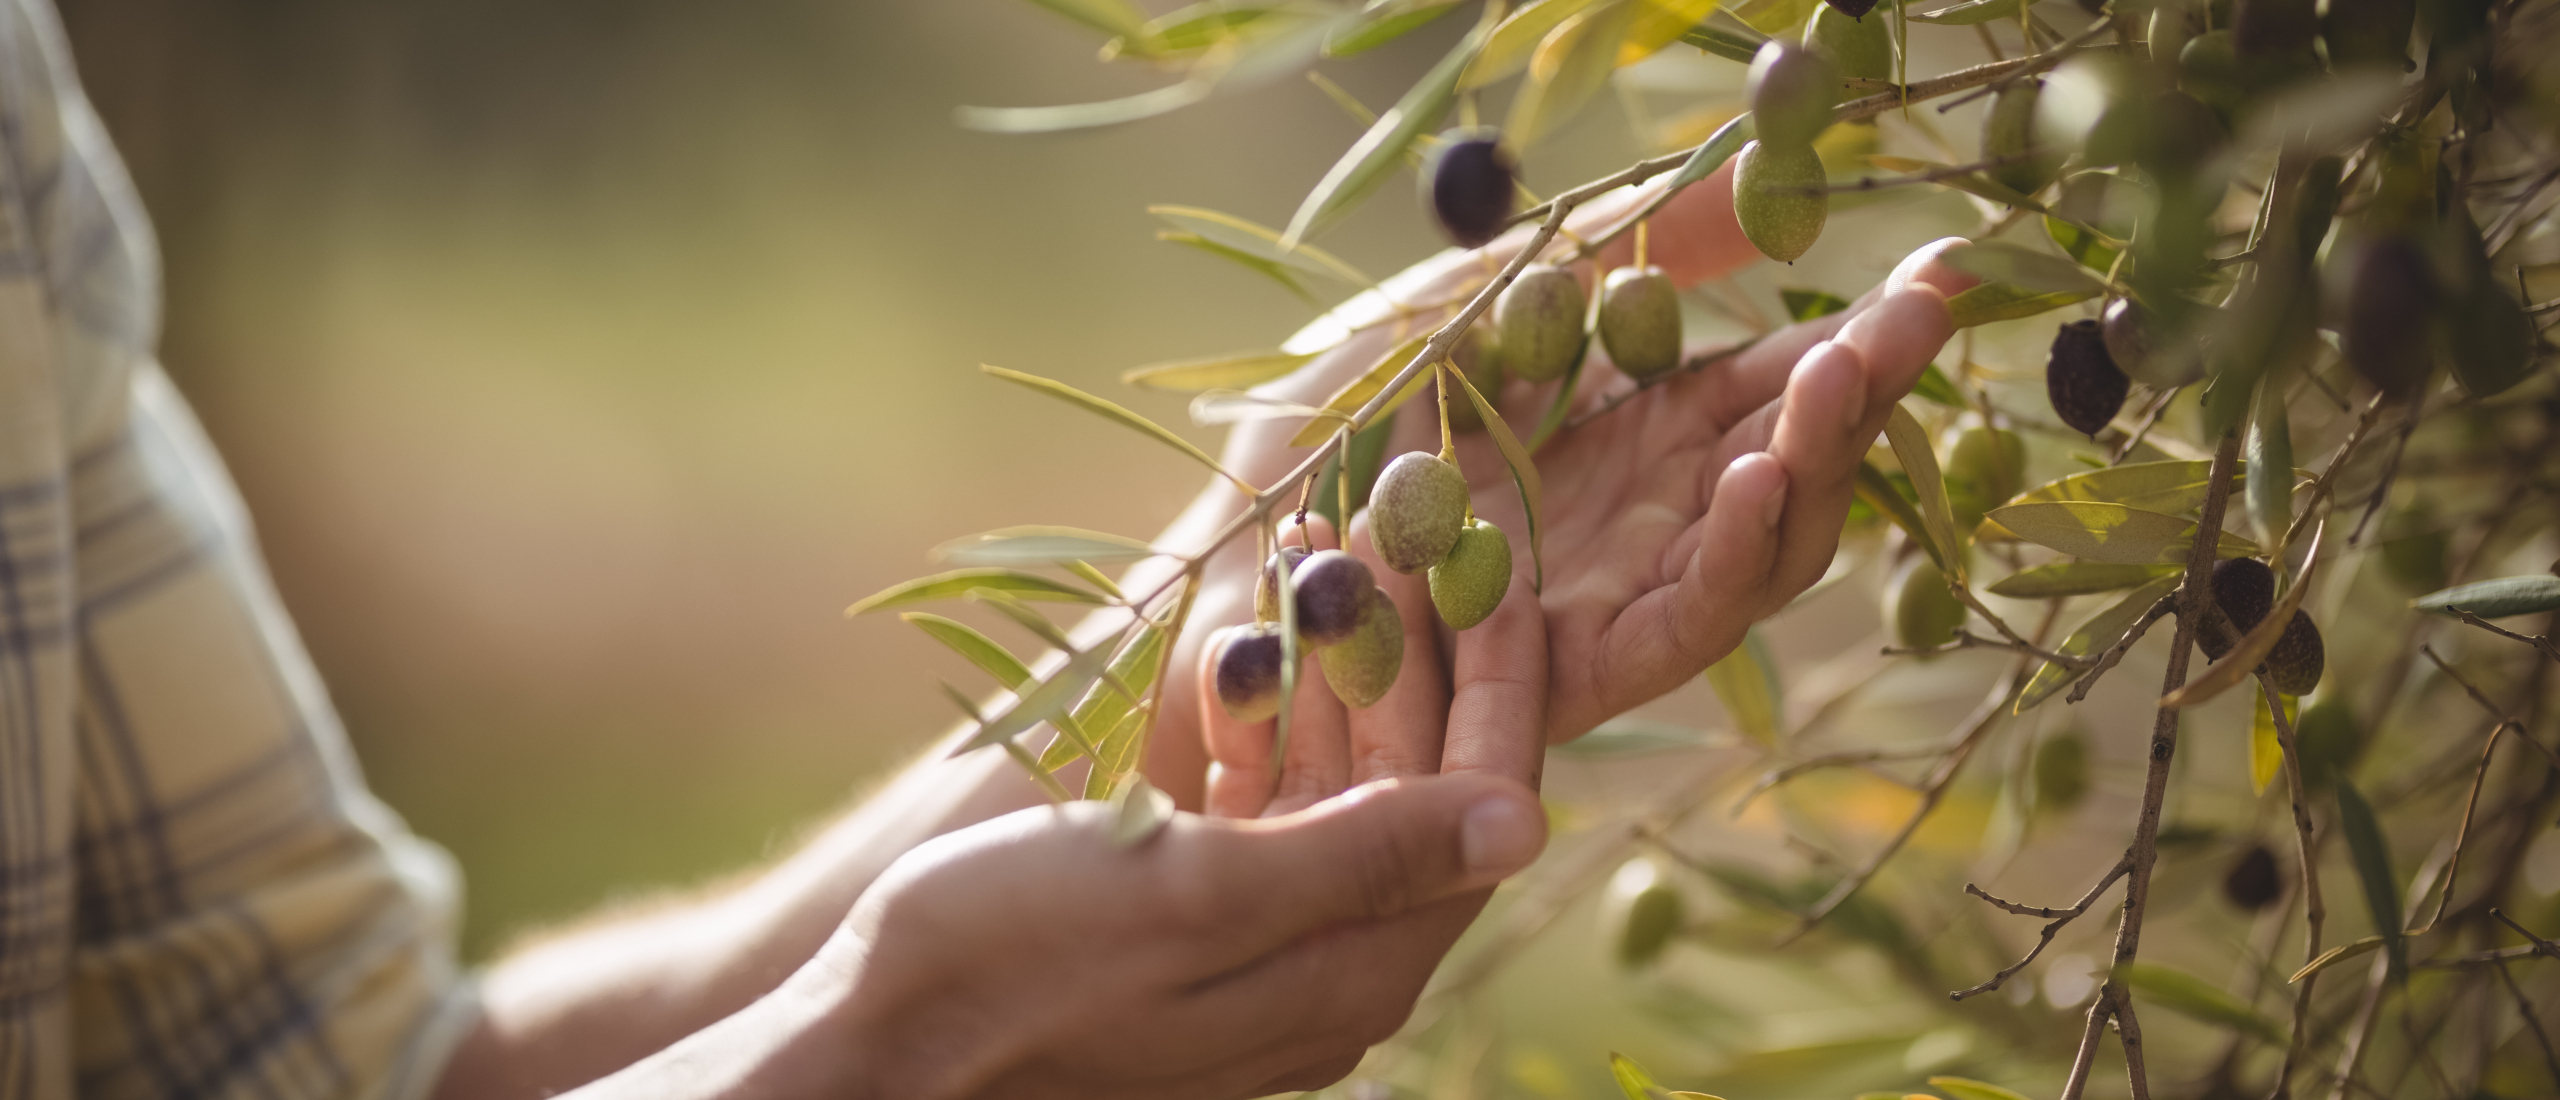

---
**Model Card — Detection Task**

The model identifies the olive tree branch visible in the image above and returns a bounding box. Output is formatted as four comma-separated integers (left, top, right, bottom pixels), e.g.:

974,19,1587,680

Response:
1734,744,1951,811
2492,908,2560,962
2411,646,2560,937
1950,855,2134,1001
2495,954,2560,1092
1882,625,2094,669
1948,585,2094,666
2445,608,2560,665
2063,595,2177,705
2265,665,2329,1100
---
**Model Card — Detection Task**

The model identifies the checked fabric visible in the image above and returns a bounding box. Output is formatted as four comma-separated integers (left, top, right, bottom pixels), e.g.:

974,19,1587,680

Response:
0,0,475,1096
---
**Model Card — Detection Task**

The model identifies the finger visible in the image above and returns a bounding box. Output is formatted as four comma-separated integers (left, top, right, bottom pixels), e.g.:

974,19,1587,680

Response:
1265,653,1355,818
1672,237,1974,431
1756,338,1880,606
1174,771,1545,949
1591,159,1755,289
1583,451,1787,734
1443,563,1552,775
1342,508,1452,787
1178,890,1486,1079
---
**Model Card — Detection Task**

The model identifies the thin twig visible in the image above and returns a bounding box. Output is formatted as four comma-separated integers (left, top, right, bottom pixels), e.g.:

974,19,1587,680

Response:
2412,646,2560,934
1561,339,1761,431
1734,745,1949,811
2110,389,2179,464
2264,666,2328,1100
2493,908,2560,963
2425,646,2560,772
2065,595,2176,705
2495,955,2560,1092
1883,625,2094,669
1951,856,2135,1001
2446,608,2560,665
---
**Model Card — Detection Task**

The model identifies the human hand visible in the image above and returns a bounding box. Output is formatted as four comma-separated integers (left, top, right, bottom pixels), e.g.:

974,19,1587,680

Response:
790,770,1545,1100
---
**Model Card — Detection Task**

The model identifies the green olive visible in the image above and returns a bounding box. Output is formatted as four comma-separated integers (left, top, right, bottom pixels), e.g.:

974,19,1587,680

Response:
1370,451,1471,574
1428,519,1511,630
1887,557,1968,652
1982,80,2058,197
1802,4,1891,83
1598,265,1682,380
1317,586,1404,707
1732,140,1828,264
1943,426,2026,534
2034,728,2089,812
1745,41,1841,148
1493,264,1588,383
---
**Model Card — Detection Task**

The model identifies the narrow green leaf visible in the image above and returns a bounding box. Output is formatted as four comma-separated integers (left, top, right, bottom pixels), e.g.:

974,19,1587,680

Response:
1290,332,1435,447
2247,379,2294,549
1989,501,2260,565
2017,573,2182,712
1190,390,1340,426
2290,935,2383,983
1910,363,1966,407
1885,403,1966,580
1504,1,1641,152
1608,1052,1664,1100
2333,780,2406,981
1988,562,2180,599
1020,0,1149,37
1555,717,1715,757
1981,461,2240,541
2412,575,2560,620
1082,702,1154,797
1945,282,2102,327
982,365,1250,491
1855,460,1945,574
1703,625,1783,744
1108,774,1175,845
1779,287,1851,321
2046,215,2122,272
1126,350,1320,393
956,81,1212,134
966,589,1080,654
1677,20,1765,62
1325,0,1463,56
1151,206,1371,284
956,643,1117,752
1062,560,1125,601
1927,1077,2038,1100
1621,0,1723,63
1466,0,1606,88
1044,624,1166,771
937,526,1158,566
1157,232,1320,304
1139,1,1296,54
1943,242,2106,294
903,613,1034,688
1284,20,1489,243
2109,963,2288,1044
1663,112,1756,191
1907,0,2027,23
1451,358,1547,590
848,569,1107,616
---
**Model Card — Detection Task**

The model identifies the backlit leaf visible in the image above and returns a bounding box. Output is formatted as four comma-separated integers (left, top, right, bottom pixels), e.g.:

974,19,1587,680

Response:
937,526,1158,566
1910,363,1966,407
1189,389,1342,426
2411,575,2560,620
1019,0,1149,37
1780,287,1851,321
1108,774,1176,846
2110,963,2287,1044
1504,1,1641,151
1945,282,2102,327
956,81,1212,133
1451,357,1548,590
2247,378,2295,550
1465,0,1606,88
982,366,1251,492
1325,0,1463,56
2017,573,2181,712
1677,20,1766,62
1943,242,2106,295
1044,624,1167,771
2046,215,2122,272
1928,1078,2037,1100
1988,502,2259,564
2250,686,2295,796
1284,20,1489,243
1664,112,1757,190
1988,562,2180,599
1123,349,1317,392
1979,461,2241,542
1886,403,1965,580
1157,231,1320,304
1153,206,1371,284
957,643,1117,752
1290,332,1436,446
847,569,1108,616
1856,460,1945,574
903,613,1034,689
1609,1052,1667,1100
1908,0,2027,23
1704,625,1783,744
1621,0,1723,65
2334,780,2406,981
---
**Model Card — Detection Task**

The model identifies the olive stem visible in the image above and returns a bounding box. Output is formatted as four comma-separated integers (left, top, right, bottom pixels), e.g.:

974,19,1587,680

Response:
1947,585,2082,665
2261,665,2328,1100
2445,609,2560,666
1881,625,2093,669
1948,855,2133,1001
2405,646,2560,944
2062,594,2175,705
2492,954,2560,1092
1560,338,1762,431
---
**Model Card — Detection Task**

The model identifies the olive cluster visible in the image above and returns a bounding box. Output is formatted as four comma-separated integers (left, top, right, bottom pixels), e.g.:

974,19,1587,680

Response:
2196,557,2325,695
1731,40,1839,263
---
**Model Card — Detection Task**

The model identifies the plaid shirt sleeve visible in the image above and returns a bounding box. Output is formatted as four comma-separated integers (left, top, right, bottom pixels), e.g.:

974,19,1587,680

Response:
0,1,478,1097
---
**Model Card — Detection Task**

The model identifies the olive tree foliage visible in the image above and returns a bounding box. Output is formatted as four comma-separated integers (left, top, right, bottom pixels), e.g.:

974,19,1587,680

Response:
853,0,2560,1094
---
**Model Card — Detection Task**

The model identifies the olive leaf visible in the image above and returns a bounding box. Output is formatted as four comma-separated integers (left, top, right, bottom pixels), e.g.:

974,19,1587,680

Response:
1664,112,1757,191
2110,963,2288,1045
1465,0,1605,88
2250,686,2295,796
1988,561,2179,599
1290,332,1436,447
1505,1,1642,152
1911,363,1967,408
1942,242,2106,295
1325,0,1464,57
902,612,1035,689
1885,403,1966,581
1907,0,2029,23
1945,281,2103,327
1152,206,1371,284
1927,1077,2038,1100
1189,390,1345,427
2334,779,2407,982
2017,573,2182,712
1063,561,1124,601
1450,356,1549,591
956,81,1213,133
1989,502,2260,565
1855,460,1947,575
1043,623,1166,770
1703,625,1783,745
1609,1052,1725,1100
1618,0,1722,64
936,526,1158,566
1082,702,1154,797
1283,19,1489,244
1979,461,2243,541
2246,377,2295,549
982,365,1254,494
2289,934,2383,983
2046,215,2122,272
955,641,1118,752
1779,287,1851,321
1123,349,1317,392
2411,575,2560,619
1677,20,1765,62
1157,231,1321,304
1139,0,1300,55
847,568,1110,616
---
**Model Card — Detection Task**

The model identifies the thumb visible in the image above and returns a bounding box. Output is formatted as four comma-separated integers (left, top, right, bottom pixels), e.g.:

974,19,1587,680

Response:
1186,772,1547,941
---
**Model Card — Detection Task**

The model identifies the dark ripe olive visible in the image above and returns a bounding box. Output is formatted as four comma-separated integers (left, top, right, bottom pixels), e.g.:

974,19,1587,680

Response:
2294,696,2361,786
1493,264,1588,383
1803,3,1892,82
2232,0,2317,58
1256,544,1310,623
1426,132,1517,249
2265,610,2325,695
1732,140,1829,263
2339,235,2438,402
2197,602,2241,661
1824,0,1880,18
2223,845,2282,910
2211,557,2276,634
2045,319,2130,437
1212,623,1287,722
2034,729,2089,812
2322,0,2415,69
1290,549,1377,646
1598,265,1682,379
1745,42,1841,148
1982,80,2058,197
1316,586,1403,707
1369,451,1471,574
1429,518,1511,630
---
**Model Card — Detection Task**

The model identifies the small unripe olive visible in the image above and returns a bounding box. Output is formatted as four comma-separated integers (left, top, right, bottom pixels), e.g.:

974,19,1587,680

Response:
2322,0,2415,69
1619,884,1683,967
1429,519,1511,630
2294,696,2360,786
2265,610,2325,695
2377,506,2450,594
1317,586,1404,707
1493,265,1587,383
1598,265,1682,379
2443,283,2536,399
1745,42,1841,148
1803,4,1892,83
1446,321,1503,431
1212,624,1287,722
2339,235,2438,402
1945,426,2026,534
1370,451,1471,574
1290,549,1377,646
2224,845,2282,910
1983,80,2058,197
2034,729,2089,812
2046,319,2130,437
1425,131,1516,249
2211,557,2276,635
1887,557,1968,652
1733,140,1828,264
1256,545,1310,623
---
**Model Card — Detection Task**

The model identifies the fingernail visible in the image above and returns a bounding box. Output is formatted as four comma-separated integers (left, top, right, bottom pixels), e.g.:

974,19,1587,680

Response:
1461,796,1544,875
1761,476,1787,529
